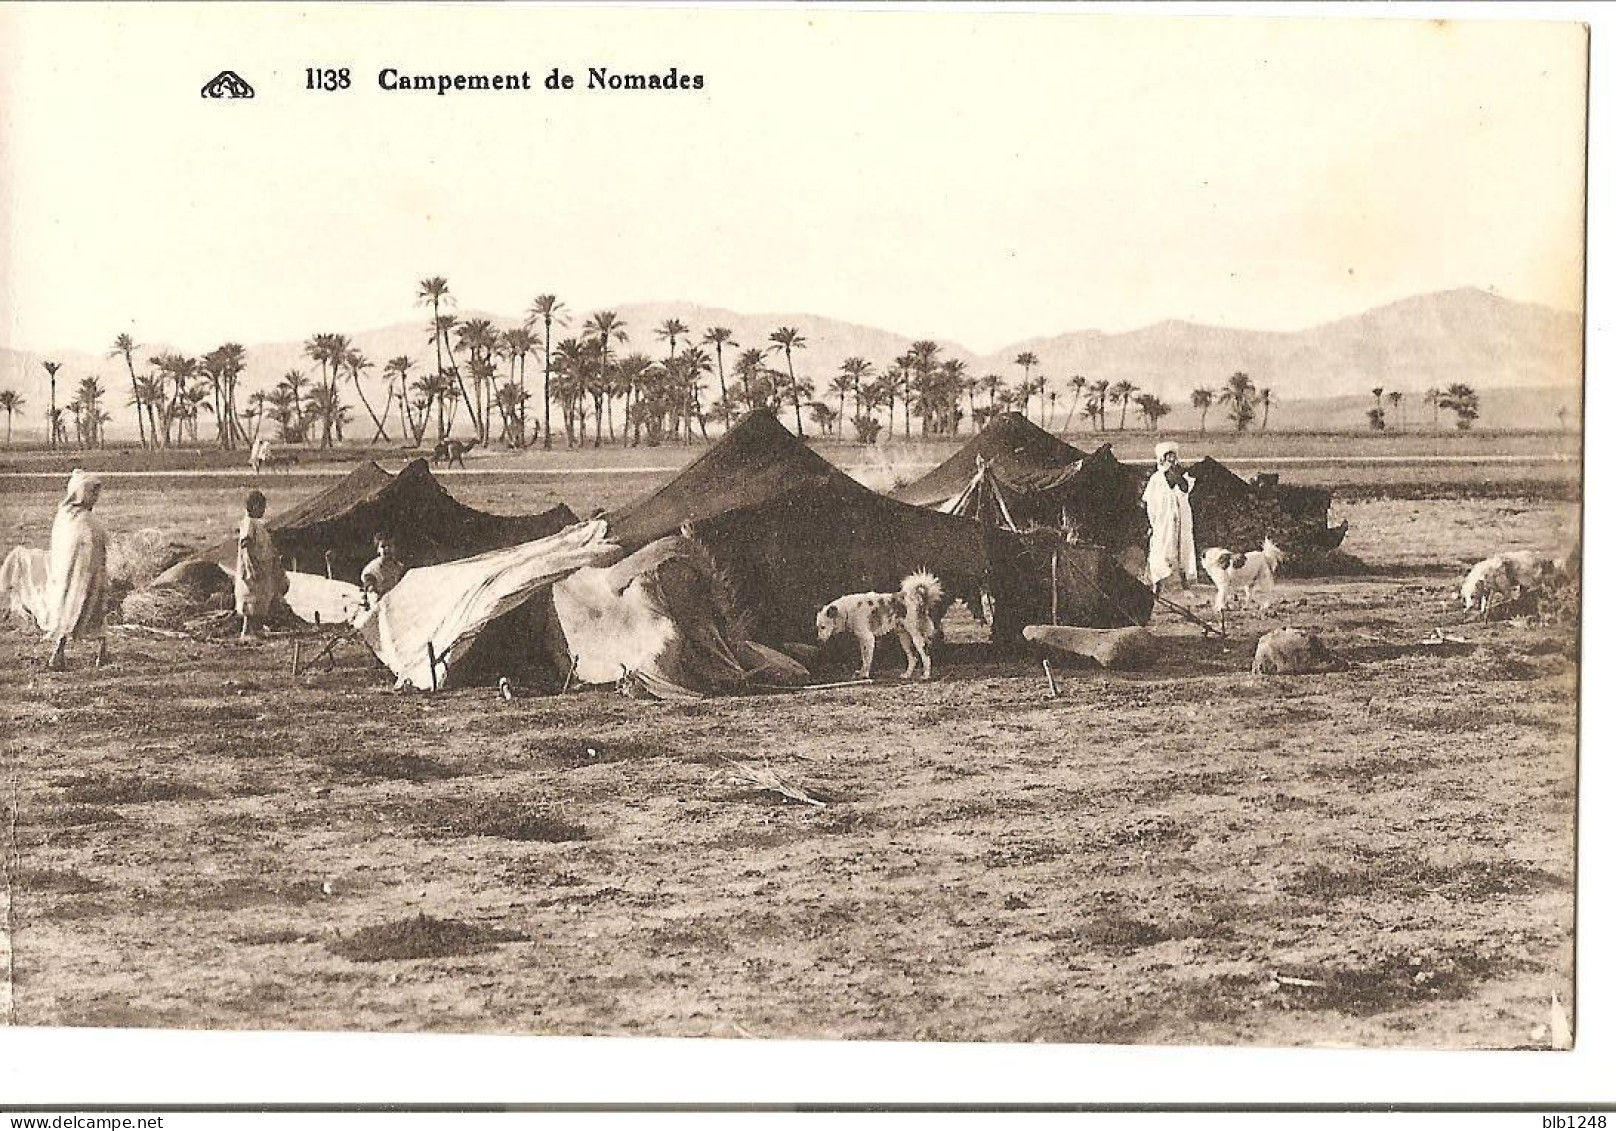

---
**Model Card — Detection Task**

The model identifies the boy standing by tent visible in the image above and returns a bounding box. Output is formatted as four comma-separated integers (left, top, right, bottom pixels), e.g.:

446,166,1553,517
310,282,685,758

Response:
361,533,405,602
1144,440,1197,595
236,489,288,641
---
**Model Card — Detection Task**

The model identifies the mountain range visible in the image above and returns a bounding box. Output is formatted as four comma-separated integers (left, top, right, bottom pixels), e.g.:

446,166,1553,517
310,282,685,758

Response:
0,287,1582,439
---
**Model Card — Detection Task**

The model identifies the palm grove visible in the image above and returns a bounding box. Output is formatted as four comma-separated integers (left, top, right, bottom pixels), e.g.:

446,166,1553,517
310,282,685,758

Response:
2,281,1486,450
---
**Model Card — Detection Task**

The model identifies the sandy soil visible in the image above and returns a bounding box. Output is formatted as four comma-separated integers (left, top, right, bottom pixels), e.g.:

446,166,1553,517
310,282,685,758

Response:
0,460,1579,1047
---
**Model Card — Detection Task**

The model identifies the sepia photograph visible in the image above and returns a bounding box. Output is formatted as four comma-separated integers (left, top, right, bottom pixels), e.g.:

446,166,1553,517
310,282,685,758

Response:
0,0,1599,1108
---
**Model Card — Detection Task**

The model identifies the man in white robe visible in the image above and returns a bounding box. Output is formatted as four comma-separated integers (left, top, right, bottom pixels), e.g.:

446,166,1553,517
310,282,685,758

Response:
1143,440,1197,594
45,470,110,670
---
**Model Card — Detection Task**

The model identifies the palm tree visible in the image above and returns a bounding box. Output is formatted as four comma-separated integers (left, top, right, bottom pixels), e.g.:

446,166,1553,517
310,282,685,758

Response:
303,383,347,447
938,358,969,435
701,326,734,425
1424,386,1441,427
0,390,23,445
454,319,498,442
1014,351,1040,416
979,373,1005,420
133,373,165,444
907,341,940,436
41,361,61,450
768,327,809,436
74,376,108,448
677,346,714,441
341,348,388,442
199,343,247,448
500,325,539,445
1259,387,1274,431
1191,387,1215,433
1136,394,1171,431
151,353,198,446
655,318,689,365
1081,395,1103,431
1219,371,1257,433
1060,373,1088,433
584,311,630,445
279,369,310,441
526,294,568,450
246,389,270,444
109,333,147,449
833,358,871,441
1089,378,1111,430
303,333,342,398
1387,390,1403,431
179,384,213,445
548,337,585,447
1109,380,1138,431
384,356,417,443
418,277,480,440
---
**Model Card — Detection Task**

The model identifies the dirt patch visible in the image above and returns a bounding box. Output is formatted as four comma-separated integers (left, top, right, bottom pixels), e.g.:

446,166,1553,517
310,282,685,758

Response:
15,867,105,894
522,735,679,769
1130,770,1246,805
329,752,462,782
328,914,528,962
406,798,590,842
32,806,126,827
51,773,213,805
1268,947,1524,1015
232,928,311,946
1286,854,1566,903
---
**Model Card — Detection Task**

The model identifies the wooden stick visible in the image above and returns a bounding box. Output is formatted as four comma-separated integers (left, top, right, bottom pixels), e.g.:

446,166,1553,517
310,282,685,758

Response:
1050,548,1060,626
426,642,439,692
753,678,874,692
1042,659,1059,699
292,640,302,677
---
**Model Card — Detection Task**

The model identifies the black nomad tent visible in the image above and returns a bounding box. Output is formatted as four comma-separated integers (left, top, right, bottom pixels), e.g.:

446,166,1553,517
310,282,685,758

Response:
891,412,1088,509
1184,456,1349,568
221,459,577,584
608,410,1007,644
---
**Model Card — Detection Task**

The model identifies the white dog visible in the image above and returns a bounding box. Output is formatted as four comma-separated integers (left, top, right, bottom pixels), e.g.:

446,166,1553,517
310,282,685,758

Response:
815,571,945,680
1459,551,1560,618
1201,538,1284,614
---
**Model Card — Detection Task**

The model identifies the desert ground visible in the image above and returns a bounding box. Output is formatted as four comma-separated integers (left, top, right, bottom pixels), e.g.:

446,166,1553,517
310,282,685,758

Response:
0,431,1580,1046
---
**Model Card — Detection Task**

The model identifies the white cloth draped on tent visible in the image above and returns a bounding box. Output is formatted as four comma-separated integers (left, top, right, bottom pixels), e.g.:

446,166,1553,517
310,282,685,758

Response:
356,520,619,691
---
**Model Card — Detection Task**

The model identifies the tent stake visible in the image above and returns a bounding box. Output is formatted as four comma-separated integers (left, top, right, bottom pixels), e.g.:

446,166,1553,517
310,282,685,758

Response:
427,642,439,692
292,640,302,678
1042,660,1060,699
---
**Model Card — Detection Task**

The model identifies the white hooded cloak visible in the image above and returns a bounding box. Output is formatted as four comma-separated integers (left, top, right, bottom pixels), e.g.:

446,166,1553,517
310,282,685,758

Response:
45,470,109,642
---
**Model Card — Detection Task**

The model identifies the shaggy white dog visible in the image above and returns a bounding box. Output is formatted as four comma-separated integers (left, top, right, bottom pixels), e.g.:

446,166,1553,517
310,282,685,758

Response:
1201,538,1285,614
816,571,945,680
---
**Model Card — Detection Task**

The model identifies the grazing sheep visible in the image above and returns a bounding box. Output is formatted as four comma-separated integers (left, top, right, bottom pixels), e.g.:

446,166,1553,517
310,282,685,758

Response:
1458,551,1559,620
1251,627,1349,677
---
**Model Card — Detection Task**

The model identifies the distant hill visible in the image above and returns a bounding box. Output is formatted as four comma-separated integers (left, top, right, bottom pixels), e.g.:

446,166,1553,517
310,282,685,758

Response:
980,288,1582,406
0,287,1580,440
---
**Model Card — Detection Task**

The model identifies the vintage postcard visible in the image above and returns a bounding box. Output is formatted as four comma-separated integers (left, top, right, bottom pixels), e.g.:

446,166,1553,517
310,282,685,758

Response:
0,0,1594,1105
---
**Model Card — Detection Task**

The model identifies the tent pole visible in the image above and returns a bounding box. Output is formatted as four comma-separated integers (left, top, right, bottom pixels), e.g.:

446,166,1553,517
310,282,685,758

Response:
1050,547,1059,626
427,642,439,692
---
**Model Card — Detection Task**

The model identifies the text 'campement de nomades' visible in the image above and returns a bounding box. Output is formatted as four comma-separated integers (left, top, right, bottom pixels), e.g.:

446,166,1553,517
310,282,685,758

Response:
376,67,705,94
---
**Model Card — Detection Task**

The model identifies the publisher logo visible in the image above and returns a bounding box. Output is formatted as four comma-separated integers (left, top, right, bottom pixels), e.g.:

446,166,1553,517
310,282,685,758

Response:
201,70,255,99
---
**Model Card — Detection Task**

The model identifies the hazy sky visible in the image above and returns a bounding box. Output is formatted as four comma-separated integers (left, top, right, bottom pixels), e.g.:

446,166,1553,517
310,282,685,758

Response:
0,5,1587,355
